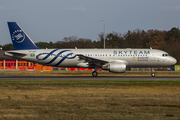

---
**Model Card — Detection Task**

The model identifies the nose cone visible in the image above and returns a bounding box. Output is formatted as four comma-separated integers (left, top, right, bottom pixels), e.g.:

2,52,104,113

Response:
167,56,177,65
172,57,177,65
164,57,177,66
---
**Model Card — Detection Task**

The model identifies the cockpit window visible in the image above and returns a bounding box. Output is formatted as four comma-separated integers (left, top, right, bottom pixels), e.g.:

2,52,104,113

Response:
162,54,169,57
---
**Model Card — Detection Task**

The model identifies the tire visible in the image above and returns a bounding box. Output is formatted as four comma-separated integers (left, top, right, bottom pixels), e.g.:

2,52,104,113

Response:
92,71,98,77
151,73,155,77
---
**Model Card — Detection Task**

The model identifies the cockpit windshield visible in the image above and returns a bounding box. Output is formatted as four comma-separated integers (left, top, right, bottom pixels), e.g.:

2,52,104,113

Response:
162,54,169,57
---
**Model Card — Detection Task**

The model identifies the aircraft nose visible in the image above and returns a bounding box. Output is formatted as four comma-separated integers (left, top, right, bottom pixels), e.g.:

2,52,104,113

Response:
171,57,177,65
172,58,177,64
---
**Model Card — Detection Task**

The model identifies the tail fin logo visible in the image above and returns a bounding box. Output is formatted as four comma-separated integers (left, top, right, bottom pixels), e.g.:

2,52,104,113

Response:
12,30,25,43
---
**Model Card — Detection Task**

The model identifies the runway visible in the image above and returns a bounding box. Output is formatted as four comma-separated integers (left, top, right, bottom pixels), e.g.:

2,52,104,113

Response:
0,76,180,80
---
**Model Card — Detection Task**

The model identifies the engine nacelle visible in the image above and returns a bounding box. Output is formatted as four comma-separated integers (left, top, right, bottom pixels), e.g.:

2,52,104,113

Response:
108,63,126,73
77,62,89,68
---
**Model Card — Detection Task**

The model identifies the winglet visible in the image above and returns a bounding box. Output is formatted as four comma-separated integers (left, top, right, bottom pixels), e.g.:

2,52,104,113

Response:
7,22,41,50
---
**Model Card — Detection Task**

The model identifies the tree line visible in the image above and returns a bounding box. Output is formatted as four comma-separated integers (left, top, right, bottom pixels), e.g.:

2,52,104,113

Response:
1,27,180,64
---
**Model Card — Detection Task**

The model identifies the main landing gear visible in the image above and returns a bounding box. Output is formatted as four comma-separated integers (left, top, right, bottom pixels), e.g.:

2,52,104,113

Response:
151,68,155,77
92,71,98,77
92,67,99,77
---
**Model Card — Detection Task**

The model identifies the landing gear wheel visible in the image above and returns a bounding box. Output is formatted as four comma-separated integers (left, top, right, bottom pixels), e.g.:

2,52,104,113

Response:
92,71,98,77
151,68,155,77
151,73,155,77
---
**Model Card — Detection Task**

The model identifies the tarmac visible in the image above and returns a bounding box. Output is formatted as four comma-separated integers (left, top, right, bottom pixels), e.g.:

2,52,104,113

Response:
0,76,180,80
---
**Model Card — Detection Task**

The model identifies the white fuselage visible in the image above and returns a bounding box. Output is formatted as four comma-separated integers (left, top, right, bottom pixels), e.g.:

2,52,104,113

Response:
5,48,177,68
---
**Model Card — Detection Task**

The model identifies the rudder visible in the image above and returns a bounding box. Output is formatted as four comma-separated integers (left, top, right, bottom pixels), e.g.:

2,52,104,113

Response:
7,22,40,50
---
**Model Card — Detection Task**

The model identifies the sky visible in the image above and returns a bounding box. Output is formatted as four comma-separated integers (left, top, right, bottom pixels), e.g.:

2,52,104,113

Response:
0,0,180,45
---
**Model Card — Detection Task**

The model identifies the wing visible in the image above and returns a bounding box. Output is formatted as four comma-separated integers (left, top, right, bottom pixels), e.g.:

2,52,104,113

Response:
76,54,108,67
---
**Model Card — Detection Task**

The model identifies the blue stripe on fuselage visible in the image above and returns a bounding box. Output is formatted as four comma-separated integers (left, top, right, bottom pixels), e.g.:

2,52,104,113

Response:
36,49,76,66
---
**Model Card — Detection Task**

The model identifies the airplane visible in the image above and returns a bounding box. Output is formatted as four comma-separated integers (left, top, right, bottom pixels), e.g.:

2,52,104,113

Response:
4,22,177,77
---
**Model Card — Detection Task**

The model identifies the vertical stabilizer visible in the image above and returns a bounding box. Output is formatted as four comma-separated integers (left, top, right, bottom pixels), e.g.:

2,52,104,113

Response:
7,22,40,50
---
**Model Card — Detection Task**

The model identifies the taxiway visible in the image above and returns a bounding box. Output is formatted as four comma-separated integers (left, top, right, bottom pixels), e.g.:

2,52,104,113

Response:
0,76,180,80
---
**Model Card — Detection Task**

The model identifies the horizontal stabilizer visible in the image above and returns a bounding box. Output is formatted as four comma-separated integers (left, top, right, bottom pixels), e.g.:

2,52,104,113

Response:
5,51,27,57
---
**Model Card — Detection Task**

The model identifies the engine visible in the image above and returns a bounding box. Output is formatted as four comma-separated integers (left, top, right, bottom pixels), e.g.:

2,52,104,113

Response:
102,63,126,73
77,62,89,68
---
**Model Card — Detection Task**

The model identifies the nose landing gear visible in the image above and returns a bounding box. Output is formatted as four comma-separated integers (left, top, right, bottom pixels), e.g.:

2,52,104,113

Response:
151,73,155,77
151,68,155,77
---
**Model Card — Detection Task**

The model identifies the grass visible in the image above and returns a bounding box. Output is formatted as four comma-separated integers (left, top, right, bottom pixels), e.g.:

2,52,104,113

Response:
0,80,180,120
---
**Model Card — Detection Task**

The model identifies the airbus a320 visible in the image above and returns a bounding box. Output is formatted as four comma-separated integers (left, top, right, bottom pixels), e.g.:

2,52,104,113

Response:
4,22,177,77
